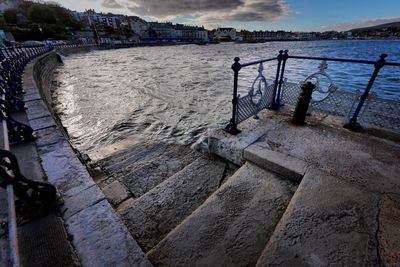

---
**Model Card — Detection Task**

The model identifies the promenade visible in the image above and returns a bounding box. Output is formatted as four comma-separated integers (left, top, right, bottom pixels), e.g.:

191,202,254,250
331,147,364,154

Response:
1,46,399,266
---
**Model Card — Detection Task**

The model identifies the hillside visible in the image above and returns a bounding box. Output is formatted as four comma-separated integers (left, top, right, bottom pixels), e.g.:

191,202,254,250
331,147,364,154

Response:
349,21,400,32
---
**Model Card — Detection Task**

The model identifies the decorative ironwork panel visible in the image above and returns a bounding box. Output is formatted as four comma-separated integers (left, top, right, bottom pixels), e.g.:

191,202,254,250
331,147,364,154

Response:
236,63,275,124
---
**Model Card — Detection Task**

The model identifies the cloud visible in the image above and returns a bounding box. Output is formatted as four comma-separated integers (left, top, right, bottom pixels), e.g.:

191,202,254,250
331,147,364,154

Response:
321,17,400,32
126,0,289,25
102,0,123,9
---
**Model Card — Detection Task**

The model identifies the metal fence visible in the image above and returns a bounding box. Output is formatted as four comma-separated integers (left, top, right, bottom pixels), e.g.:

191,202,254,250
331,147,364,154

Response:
0,43,94,267
225,50,400,134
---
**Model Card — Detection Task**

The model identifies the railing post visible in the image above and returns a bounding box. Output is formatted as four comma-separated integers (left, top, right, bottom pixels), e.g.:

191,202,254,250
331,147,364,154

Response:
276,49,289,107
344,53,387,130
269,50,283,110
224,57,242,135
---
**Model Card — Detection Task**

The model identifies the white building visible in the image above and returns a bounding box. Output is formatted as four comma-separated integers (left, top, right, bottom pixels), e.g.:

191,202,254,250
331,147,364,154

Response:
71,10,119,30
215,28,236,41
128,16,149,37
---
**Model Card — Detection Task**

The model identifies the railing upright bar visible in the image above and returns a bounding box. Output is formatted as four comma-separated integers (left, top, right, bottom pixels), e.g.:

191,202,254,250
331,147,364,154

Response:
344,53,387,130
270,50,283,110
276,50,289,107
224,57,242,135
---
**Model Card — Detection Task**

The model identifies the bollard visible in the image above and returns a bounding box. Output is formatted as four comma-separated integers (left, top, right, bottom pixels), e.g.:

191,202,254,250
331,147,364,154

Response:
292,81,315,125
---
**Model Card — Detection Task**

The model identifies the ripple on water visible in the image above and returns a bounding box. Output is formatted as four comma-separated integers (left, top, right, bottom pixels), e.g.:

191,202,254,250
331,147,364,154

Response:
54,41,400,155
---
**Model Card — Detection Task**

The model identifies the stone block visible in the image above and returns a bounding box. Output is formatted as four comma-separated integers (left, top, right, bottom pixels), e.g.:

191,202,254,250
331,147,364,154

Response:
66,199,153,267
102,181,129,206
148,163,294,267
40,148,95,196
29,115,56,131
25,99,51,121
379,193,400,267
118,157,225,252
256,168,379,267
244,142,308,182
61,184,105,220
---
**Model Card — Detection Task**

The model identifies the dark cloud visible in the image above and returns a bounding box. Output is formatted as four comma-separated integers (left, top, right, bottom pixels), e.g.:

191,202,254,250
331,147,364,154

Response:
102,0,123,9
127,0,243,16
126,0,288,22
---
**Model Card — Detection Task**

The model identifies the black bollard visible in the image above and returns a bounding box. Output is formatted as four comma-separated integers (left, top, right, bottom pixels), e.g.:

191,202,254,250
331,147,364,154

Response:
292,81,315,125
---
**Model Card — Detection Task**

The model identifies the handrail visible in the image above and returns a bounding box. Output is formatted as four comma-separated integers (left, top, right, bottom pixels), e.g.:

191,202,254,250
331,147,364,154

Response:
240,57,278,67
225,49,400,134
1,93,20,267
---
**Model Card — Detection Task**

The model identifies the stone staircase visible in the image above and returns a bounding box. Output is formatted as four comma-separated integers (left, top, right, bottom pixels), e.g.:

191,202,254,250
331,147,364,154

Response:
93,132,391,266
92,140,303,266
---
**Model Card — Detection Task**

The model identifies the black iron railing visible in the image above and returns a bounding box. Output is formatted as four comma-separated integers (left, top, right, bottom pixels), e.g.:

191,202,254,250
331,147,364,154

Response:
0,43,98,266
225,50,400,134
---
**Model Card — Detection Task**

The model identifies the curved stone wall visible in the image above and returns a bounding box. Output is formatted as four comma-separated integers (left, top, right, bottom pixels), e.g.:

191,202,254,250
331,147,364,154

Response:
25,48,152,267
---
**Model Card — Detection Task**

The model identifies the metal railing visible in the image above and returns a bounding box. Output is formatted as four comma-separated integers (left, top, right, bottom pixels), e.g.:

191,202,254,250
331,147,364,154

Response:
225,50,400,134
0,43,85,266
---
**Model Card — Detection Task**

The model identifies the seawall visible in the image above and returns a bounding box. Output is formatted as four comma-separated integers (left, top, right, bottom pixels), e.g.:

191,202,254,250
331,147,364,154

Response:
23,47,153,267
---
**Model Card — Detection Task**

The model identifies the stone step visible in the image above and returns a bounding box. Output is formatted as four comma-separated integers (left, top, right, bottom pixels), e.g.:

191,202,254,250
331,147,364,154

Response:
117,156,227,252
244,142,308,182
97,142,199,199
255,168,381,266
147,162,296,267
98,142,198,176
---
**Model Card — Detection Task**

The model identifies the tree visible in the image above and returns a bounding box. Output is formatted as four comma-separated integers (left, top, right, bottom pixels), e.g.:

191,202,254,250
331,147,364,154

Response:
3,9,19,24
28,4,57,24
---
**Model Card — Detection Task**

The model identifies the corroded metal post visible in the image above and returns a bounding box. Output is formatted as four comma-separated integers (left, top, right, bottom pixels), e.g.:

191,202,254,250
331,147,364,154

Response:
276,49,289,108
269,50,284,110
224,57,242,135
292,81,315,125
344,53,387,130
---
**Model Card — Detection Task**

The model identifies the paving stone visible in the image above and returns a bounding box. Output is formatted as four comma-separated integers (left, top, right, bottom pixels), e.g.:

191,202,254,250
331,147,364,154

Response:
244,142,308,182
118,157,226,252
379,193,400,267
40,147,96,196
23,92,42,102
29,115,56,131
102,181,129,206
25,99,52,120
256,167,379,267
148,162,295,267
61,184,105,220
35,126,67,151
66,199,152,267
208,109,283,165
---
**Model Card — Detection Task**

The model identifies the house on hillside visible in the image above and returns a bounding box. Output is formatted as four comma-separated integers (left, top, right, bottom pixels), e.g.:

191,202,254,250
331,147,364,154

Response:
215,28,236,41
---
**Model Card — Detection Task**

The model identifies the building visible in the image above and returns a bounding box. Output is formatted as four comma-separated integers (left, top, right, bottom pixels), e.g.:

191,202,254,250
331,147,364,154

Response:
173,24,209,41
128,16,149,37
149,22,177,38
215,28,236,41
71,10,119,30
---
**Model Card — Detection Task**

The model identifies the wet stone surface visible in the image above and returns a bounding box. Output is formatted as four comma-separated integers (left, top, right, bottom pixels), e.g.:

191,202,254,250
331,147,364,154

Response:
97,141,200,198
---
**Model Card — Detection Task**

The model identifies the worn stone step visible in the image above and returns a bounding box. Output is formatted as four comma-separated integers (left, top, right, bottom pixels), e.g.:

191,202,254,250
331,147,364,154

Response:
147,162,295,267
255,168,381,266
117,156,226,252
244,142,308,182
98,142,198,176
97,142,199,199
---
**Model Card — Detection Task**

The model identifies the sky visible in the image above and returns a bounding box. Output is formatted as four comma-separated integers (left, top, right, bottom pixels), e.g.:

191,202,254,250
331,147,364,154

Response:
47,0,400,31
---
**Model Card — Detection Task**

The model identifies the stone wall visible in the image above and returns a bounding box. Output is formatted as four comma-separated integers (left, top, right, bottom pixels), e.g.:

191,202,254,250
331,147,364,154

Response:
25,48,153,267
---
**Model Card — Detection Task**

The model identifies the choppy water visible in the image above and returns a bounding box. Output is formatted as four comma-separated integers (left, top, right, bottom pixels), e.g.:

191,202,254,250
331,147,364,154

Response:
54,40,400,154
